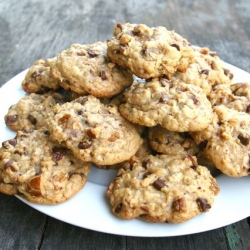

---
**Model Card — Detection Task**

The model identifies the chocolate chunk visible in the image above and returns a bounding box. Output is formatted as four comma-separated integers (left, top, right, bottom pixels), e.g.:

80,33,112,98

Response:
87,49,98,57
51,147,67,162
78,141,92,149
115,203,123,214
28,114,37,125
142,159,151,168
199,140,208,150
4,160,15,171
153,178,165,190
171,44,180,51
2,139,17,148
196,198,211,212
238,134,249,146
6,115,18,123
200,69,209,75
159,95,169,103
100,70,107,81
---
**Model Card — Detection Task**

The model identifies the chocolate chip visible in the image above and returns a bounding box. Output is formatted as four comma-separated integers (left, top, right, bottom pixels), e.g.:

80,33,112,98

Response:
44,130,50,136
153,178,165,190
223,68,230,76
2,139,17,148
6,115,18,123
171,44,180,51
246,105,250,114
114,203,123,214
159,95,169,103
196,198,211,212
28,115,37,125
191,95,199,104
238,134,249,146
229,73,234,80
199,140,208,150
51,147,67,162
100,70,107,81
78,141,92,149
87,49,97,57
200,69,210,75
142,159,151,168
4,160,15,170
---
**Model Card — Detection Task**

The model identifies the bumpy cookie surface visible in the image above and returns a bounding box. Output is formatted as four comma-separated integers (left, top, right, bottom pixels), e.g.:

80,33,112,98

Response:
208,82,250,112
46,95,142,166
148,125,199,156
119,77,213,132
0,127,91,203
22,58,61,93
107,23,194,79
4,92,64,131
107,154,219,223
175,46,233,95
51,42,133,98
191,105,250,177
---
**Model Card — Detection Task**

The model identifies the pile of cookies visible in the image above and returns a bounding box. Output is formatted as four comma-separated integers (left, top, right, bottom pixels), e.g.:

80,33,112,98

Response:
1,23,249,224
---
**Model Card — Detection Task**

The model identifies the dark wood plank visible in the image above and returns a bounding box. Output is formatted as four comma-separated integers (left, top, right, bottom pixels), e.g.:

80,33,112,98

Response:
40,217,126,250
0,193,47,249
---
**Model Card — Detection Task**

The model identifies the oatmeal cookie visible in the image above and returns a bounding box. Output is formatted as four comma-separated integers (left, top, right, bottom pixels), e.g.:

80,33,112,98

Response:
107,154,219,223
119,77,213,132
46,95,142,165
4,92,64,131
22,58,61,94
0,127,91,203
107,23,194,79
51,42,133,98
148,125,199,156
175,46,233,95
191,105,250,177
208,82,250,112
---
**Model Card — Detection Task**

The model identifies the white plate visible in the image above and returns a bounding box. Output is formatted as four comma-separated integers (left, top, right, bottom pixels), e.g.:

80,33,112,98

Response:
1,64,250,237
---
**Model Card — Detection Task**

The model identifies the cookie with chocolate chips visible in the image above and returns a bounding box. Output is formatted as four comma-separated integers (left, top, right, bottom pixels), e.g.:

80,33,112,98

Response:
4,92,65,131
208,82,250,112
46,95,142,166
107,154,219,223
148,125,199,156
22,58,61,94
107,23,195,79
0,127,91,203
50,42,133,98
191,105,250,177
119,77,213,132
175,46,233,95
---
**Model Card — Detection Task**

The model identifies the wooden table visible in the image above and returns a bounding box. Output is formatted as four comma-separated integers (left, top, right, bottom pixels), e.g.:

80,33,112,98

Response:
0,1,250,249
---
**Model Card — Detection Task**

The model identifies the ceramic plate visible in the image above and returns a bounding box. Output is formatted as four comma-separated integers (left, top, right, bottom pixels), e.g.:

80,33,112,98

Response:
0,64,250,237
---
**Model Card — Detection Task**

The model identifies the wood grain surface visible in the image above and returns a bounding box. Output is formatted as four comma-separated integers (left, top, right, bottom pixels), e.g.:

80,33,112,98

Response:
0,0,250,249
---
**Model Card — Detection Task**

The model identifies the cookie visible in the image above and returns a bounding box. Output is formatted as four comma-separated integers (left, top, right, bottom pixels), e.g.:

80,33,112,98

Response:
191,105,250,177
119,77,213,132
51,42,133,98
208,82,250,112
22,58,61,94
0,127,91,203
148,125,199,156
46,95,142,166
4,92,64,131
107,154,219,223
175,46,233,95
107,23,195,79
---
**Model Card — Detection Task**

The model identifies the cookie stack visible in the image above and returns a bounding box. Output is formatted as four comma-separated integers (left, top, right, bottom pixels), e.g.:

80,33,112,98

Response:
1,23,248,224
